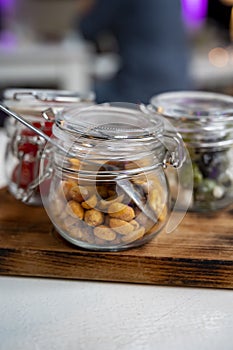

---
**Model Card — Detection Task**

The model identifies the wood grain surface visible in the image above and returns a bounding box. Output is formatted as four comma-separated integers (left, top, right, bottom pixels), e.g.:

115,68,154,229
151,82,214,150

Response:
1,187,233,288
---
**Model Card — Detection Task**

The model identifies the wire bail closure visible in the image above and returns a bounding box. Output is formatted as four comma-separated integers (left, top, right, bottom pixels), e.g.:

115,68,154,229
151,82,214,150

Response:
162,133,185,169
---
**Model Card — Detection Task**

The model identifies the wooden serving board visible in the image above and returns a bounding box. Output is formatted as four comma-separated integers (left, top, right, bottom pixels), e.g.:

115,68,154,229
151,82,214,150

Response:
1,187,233,289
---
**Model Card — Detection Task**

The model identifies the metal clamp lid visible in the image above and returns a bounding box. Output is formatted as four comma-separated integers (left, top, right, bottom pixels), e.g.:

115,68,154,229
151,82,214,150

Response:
162,133,185,169
4,89,95,104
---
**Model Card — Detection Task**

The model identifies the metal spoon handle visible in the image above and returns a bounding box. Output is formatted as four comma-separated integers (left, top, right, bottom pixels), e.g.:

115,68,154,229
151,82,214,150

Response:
0,103,159,222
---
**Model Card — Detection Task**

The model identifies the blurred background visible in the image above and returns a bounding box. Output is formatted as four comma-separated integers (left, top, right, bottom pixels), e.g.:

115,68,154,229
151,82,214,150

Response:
1,0,233,124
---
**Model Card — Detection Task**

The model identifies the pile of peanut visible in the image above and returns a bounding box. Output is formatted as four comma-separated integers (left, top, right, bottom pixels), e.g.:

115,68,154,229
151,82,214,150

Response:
50,160,167,249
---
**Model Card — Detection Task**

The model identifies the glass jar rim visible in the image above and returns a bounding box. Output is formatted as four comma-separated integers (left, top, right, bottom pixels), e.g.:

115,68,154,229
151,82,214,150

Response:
150,90,233,122
3,88,95,118
150,91,233,147
4,88,95,104
55,104,164,140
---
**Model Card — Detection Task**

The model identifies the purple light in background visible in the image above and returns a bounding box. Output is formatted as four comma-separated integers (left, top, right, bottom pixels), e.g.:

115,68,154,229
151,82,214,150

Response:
0,0,15,12
0,30,17,50
0,0,17,49
181,0,208,28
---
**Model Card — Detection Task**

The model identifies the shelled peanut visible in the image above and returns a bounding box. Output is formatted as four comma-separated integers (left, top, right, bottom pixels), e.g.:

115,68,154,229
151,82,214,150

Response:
50,171,168,247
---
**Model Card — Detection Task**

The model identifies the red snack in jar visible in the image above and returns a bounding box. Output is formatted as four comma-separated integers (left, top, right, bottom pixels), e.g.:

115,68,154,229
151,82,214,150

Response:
12,161,35,189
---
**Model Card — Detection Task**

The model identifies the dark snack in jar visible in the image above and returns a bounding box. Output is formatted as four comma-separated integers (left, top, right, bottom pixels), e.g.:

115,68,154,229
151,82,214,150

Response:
190,147,233,210
150,90,233,212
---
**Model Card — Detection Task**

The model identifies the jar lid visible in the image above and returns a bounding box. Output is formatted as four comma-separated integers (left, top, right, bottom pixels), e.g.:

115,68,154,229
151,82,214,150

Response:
150,91,233,147
3,89,95,116
4,88,95,103
55,104,164,140
150,91,233,119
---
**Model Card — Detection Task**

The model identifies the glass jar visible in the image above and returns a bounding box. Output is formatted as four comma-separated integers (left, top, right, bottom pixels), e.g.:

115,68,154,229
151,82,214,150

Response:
150,91,233,212
4,88,95,205
39,104,185,251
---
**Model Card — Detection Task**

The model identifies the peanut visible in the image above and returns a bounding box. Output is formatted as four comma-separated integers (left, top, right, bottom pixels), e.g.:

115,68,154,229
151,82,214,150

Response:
94,237,106,245
68,226,83,239
84,209,104,227
58,210,68,221
63,216,78,228
66,200,84,220
108,202,135,222
99,194,125,210
69,158,80,170
82,227,96,244
121,226,145,243
129,220,140,230
135,209,155,230
93,225,116,241
70,185,88,203
51,198,65,216
158,205,167,222
109,218,134,235
148,188,162,213
60,180,77,200
81,194,97,209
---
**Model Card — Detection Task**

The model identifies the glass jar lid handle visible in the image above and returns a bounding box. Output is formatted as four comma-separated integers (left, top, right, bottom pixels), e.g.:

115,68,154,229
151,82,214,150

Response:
140,103,185,168
163,133,185,169
12,91,38,101
41,107,62,121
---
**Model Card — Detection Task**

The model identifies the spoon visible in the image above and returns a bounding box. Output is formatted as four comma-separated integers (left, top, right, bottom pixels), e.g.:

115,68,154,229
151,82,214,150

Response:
0,103,158,223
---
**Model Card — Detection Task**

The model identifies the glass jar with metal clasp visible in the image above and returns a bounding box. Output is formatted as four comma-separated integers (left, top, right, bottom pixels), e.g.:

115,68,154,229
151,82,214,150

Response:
150,91,233,212
38,104,186,251
3,88,95,205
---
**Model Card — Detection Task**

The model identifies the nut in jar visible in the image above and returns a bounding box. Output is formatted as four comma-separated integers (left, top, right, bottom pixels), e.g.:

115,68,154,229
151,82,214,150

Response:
38,104,188,251
49,170,167,249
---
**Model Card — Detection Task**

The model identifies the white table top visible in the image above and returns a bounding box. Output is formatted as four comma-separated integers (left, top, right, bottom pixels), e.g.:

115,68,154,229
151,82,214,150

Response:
0,128,233,350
